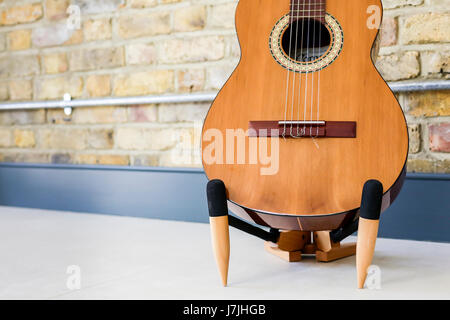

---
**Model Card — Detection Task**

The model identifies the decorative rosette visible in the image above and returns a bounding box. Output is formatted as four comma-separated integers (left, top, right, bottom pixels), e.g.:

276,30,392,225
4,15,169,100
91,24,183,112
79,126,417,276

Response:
269,14,344,73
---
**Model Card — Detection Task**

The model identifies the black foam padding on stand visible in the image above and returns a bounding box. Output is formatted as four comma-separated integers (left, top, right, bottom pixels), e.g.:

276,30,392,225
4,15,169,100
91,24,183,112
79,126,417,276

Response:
228,215,280,243
206,179,228,217
360,180,383,220
330,218,359,243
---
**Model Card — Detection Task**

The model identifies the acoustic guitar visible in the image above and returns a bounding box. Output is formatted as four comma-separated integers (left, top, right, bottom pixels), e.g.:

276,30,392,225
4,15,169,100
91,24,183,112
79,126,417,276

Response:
202,0,408,232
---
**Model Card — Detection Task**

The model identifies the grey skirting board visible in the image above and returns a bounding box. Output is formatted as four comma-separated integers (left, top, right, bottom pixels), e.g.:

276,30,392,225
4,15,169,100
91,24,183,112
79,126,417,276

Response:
0,163,448,243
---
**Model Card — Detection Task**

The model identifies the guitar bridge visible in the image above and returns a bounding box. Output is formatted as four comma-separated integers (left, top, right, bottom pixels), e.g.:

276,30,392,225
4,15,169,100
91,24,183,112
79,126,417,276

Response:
248,121,356,138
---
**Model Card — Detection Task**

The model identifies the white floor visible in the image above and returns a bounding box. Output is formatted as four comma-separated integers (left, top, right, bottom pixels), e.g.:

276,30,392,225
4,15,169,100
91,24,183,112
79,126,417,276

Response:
0,206,449,300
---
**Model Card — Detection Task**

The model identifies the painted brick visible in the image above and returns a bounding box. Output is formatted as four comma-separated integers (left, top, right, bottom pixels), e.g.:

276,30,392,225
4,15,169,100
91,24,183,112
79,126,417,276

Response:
436,160,450,173
420,51,450,77
382,0,423,9
404,91,450,117
74,154,130,166
177,69,205,93
401,13,450,44
205,64,235,90
160,36,225,64
73,107,127,124
83,18,112,42
128,0,157,8
32,24,83,47
64,29,83,46
46,109,71,124
126,43,157,65
0,152,48,164
69,47,124,71
86,75,111,97
116,127,190,151
0,33,5,51
113,70,174,96
9,79,33,101
407,158,450,174
429,123,450,153
51,153,72,164
72,0,124,14
375,52,420,81
86,129,114,149
39,128,87,150
8,29,31,50
379,17,397,47
118,12,170,39
0,3,43,26
14,129,35,148
0,81,8,100
408,124,421,154
0,110,46,125
0,128,12,147
158,103,209,123
42,52,68,74
35,76,83,100
0,58,8,79
173,6,206,32
131,154,159,166
208,3,236,29
47,106,127,124
407,158,436,173
127,105,158,122
8,55,40,78
45,0,69,20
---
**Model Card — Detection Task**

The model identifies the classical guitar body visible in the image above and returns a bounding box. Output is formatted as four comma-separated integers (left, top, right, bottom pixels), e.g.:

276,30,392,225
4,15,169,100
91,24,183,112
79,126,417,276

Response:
202,0,408,231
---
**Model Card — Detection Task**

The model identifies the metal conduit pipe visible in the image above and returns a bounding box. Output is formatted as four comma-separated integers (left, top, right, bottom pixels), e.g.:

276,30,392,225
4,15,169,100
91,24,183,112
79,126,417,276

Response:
0,80,448,112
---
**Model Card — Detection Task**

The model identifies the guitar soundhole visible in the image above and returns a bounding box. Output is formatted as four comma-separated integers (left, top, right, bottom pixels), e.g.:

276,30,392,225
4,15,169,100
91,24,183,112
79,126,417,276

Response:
281,19,331,63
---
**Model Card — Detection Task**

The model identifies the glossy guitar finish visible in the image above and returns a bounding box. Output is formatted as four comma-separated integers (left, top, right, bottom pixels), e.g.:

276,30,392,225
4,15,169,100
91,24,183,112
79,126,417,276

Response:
202,0,408,230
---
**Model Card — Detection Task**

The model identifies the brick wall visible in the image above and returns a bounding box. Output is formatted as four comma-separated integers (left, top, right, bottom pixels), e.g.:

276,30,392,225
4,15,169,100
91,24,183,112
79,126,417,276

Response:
0,0,448,172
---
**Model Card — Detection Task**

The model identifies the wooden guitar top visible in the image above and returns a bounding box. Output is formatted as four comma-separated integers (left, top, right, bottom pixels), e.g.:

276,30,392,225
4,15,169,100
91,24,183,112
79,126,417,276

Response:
202,0,408,217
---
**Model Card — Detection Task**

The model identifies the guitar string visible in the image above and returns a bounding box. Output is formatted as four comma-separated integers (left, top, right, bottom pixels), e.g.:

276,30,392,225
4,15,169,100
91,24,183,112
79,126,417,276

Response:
292,0,303,137
289,0,301,137
309,0,316,136
282,0,296,139
302,0,311,135
296,0,305,137
314,0,323,138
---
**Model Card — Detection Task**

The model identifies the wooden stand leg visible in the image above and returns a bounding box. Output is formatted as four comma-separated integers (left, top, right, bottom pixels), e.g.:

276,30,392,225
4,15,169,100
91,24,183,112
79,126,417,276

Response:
207,180,230,287
356,218,379,288
210,216,230,286
356,180,383,289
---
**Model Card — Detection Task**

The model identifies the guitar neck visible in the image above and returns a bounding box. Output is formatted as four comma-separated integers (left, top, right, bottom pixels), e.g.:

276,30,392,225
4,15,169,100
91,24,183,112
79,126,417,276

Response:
290,0,326,22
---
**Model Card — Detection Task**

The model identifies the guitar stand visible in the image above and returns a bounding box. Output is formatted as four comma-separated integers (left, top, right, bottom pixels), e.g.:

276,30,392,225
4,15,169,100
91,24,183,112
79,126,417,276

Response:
264,230,357,263
207,179,383,289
